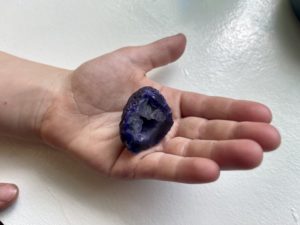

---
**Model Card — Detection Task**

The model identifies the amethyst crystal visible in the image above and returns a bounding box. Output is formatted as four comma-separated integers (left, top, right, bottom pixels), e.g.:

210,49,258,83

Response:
120,86,174,153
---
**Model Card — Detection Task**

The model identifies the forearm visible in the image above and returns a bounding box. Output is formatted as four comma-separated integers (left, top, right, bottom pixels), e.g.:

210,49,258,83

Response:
0,52,69,140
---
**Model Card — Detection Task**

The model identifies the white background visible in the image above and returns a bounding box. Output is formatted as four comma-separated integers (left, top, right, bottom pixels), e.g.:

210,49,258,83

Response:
0,0,300,224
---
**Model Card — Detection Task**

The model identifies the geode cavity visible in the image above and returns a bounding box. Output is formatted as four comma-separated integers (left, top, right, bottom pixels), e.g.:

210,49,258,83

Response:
120,86,173,153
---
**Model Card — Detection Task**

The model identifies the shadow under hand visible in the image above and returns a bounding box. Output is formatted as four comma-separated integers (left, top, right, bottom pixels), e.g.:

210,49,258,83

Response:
0,137,177,224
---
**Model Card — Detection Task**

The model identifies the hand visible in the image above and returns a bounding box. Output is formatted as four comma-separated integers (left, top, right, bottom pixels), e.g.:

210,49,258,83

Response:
0,183,18,211
40,34,281,183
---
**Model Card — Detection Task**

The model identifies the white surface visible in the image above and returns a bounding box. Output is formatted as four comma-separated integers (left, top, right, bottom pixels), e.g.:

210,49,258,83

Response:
0,0,300,224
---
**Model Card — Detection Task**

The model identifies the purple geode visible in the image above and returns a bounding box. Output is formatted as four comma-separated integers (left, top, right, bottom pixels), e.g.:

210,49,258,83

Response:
120,86,174,153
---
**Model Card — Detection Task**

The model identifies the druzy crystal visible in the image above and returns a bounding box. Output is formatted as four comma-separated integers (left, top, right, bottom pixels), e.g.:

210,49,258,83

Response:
120,86,174,153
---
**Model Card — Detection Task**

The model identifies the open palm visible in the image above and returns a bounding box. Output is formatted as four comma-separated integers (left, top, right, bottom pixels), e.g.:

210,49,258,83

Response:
41,34,280,183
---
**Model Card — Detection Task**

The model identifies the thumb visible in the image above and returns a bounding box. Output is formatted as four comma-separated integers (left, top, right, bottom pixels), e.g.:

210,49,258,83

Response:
0,183,18,211
129,33,187,72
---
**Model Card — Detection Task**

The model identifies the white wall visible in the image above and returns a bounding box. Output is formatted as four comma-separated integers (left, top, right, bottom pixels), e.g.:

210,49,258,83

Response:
0,0,299,224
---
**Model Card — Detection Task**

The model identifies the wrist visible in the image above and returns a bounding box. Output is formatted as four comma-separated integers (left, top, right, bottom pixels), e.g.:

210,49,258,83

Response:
0,52,71,141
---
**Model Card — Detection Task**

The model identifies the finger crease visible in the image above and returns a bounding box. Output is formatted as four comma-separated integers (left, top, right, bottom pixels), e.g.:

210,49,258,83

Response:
198,119,208,139
225,100,234,120
180,140,190,156
207,141,217,159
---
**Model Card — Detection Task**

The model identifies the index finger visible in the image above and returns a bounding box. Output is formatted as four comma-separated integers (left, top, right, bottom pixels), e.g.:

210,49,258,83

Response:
180,91,272,123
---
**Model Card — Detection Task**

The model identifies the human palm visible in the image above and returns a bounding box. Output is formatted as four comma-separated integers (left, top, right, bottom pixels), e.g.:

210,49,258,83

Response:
41,34,280,183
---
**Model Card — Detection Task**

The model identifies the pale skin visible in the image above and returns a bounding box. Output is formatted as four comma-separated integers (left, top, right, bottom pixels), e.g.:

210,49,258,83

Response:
0,34,281,210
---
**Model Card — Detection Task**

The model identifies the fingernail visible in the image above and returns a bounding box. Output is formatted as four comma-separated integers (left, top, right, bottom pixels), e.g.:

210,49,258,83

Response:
0,184,18,202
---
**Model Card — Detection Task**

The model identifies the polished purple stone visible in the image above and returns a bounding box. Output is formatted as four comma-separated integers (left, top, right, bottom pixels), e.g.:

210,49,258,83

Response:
120,86,173,153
